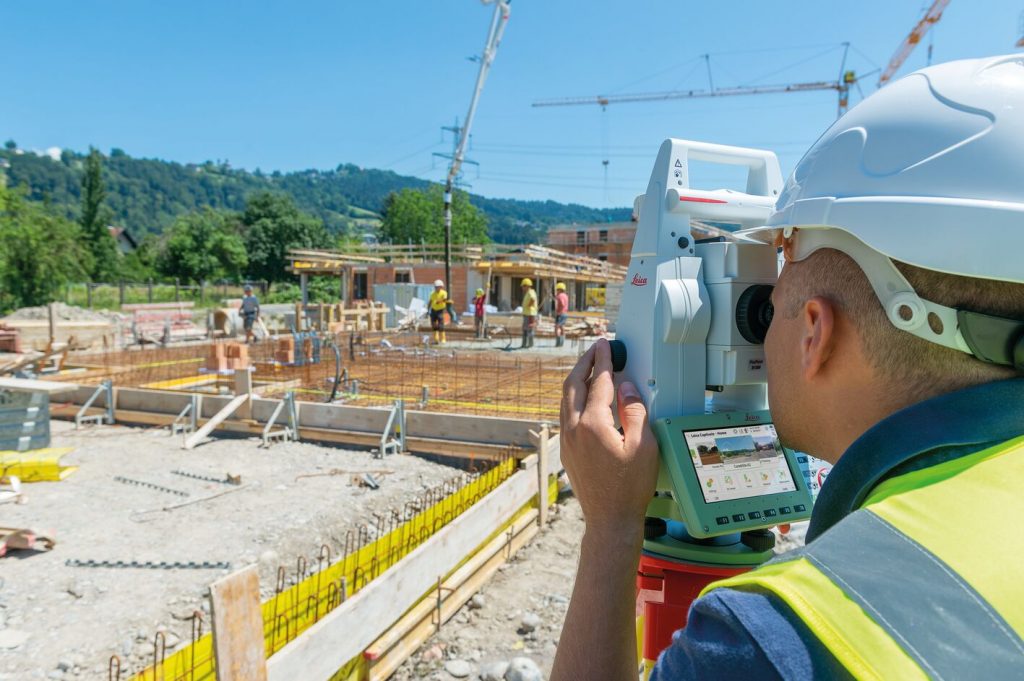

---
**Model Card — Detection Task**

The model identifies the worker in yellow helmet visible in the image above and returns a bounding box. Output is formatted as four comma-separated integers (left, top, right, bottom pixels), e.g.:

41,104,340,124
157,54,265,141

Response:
428,279,448,345
520,278,538,349
554,282,569,348
553,56,1024,681
472,287,487,339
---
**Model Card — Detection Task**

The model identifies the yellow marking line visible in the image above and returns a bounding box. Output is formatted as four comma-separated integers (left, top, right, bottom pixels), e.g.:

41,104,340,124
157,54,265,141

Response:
136,357,204,369
142,375,217,390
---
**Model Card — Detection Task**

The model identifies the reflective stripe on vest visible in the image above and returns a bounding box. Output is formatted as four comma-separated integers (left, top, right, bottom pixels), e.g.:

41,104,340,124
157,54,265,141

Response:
702,435,1024,681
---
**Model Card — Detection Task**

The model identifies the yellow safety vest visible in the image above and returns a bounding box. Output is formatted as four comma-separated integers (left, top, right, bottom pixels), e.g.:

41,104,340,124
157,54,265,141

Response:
429,290,448,311
703,435,1024,680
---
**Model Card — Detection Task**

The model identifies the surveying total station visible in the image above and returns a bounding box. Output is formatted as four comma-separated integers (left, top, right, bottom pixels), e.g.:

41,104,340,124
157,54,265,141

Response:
607,139,814,673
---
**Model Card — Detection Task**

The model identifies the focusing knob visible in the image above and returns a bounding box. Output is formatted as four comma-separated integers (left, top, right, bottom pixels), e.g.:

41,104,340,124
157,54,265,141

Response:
609,340,627,372
740,529,776,552
644,516,667,540
736,285,775,344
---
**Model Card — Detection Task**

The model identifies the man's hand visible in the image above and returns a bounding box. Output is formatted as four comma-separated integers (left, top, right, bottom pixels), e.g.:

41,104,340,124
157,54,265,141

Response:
560,338,659,538
552,339,660,681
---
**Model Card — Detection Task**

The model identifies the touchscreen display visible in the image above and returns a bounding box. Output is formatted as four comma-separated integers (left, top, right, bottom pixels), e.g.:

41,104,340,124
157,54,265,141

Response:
682,423,796,503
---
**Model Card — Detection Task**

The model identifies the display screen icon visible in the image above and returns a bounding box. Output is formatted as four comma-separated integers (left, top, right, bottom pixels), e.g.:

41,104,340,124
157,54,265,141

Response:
683,423,797,503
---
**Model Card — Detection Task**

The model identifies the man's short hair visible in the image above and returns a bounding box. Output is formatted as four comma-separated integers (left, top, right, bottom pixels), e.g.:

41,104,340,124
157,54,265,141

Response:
782,248,1024,397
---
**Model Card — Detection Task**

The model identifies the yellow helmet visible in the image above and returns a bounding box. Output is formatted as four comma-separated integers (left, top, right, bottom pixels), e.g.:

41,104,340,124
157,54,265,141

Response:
555,282,566,291
475,288,484,296
521,278,533,287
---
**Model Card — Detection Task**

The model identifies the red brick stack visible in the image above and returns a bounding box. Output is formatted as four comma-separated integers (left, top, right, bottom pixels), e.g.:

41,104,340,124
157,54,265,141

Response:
0,325,21,353
206,342,250,372
274,337,295,364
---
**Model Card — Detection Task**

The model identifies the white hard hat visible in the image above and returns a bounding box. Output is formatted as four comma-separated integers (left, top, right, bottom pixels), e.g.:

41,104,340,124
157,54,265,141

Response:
743,55,1024,370
433,279,444,288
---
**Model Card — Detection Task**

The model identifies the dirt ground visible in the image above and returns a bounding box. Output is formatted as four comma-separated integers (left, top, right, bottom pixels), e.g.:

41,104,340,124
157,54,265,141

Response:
0,420,459,680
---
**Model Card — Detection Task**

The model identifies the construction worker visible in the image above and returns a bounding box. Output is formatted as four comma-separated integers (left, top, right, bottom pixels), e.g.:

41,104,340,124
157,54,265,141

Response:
429,279,448,345
553,55,1024,681
239,284,260,344
520,278,538,349
472,287,487,339
554,282,569,348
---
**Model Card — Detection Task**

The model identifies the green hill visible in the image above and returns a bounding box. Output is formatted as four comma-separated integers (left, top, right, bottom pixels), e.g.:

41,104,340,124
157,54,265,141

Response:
0,147,630,244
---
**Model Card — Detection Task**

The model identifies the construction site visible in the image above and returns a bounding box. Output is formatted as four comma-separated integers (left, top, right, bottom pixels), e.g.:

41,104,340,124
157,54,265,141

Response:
3,1,1018,680
0,239,619,681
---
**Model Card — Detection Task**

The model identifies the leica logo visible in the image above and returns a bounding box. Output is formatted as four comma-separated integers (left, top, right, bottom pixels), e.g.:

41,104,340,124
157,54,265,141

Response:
630,273,648,287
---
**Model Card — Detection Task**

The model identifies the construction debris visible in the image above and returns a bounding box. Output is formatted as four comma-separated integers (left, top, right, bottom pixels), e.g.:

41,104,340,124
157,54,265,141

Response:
0,475,24,504
65,559,231,570
0,448,77,482
0,526,56,557
355,472,382,490
171,469,242,486
113,475,190,497
294,468,394,482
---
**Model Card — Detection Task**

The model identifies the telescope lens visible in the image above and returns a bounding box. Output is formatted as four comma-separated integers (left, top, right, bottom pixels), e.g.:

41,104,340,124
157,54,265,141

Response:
736,284,774,344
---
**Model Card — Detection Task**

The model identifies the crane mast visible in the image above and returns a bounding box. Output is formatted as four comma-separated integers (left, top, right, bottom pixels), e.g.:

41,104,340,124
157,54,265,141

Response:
443,0,511,291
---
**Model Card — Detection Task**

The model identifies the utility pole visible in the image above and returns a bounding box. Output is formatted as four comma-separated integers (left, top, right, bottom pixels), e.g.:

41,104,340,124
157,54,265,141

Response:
441,0,511,291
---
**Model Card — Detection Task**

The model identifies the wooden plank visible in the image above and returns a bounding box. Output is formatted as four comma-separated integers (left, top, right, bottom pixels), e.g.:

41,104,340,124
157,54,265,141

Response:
266,462,538,681
0,377,80,394
184,394,248,450
210,566,268,681
537,425,550,527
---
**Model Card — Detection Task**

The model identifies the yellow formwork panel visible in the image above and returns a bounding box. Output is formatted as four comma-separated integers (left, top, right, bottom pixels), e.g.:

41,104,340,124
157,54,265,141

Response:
0,448,77,482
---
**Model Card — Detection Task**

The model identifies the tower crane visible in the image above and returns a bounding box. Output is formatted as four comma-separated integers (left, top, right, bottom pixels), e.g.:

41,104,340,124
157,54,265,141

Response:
440,0,511,291
878,0,952,87
533,45,860,119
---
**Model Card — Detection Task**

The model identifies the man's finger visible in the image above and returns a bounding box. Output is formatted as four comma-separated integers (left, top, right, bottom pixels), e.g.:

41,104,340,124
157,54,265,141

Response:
617,381,653,451
585,339,616,417
562,344,597,430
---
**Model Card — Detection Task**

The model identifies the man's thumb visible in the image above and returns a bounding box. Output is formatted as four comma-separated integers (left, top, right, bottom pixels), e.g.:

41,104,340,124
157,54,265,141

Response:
617,382,648,437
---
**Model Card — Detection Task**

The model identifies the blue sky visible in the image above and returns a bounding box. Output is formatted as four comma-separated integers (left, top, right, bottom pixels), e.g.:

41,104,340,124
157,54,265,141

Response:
3,1,1020,209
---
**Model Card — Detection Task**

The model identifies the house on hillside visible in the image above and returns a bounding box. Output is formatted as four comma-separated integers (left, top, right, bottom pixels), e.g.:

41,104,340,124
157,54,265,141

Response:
107,226,139,254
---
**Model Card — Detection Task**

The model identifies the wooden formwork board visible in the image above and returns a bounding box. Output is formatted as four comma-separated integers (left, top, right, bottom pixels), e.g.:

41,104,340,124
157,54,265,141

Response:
266,457,542,681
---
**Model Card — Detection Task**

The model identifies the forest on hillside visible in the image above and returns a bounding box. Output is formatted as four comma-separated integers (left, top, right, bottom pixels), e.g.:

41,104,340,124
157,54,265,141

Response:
0,144,631,243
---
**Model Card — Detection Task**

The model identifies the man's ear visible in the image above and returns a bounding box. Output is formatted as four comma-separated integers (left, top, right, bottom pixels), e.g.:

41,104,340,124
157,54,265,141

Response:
800,296,837,380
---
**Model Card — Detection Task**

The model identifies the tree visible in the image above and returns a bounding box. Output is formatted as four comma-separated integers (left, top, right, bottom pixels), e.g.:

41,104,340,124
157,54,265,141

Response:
156,208,248,284
80,147,119,280
241,192,328,284
3,140,15,150
0,186,92,310
380,185,488,245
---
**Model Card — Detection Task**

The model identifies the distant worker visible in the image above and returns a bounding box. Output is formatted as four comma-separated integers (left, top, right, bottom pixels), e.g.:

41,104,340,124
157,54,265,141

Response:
520,278,538,349
429,279,449,345
239,284,260,344
554,282,569,348
472,287,487,339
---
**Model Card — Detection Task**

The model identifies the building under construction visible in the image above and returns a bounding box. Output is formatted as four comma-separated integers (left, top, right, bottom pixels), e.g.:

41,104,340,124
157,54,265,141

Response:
287,244,626,314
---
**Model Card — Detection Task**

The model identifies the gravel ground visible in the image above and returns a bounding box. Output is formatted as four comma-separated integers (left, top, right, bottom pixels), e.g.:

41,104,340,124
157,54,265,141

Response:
0,420,459,680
